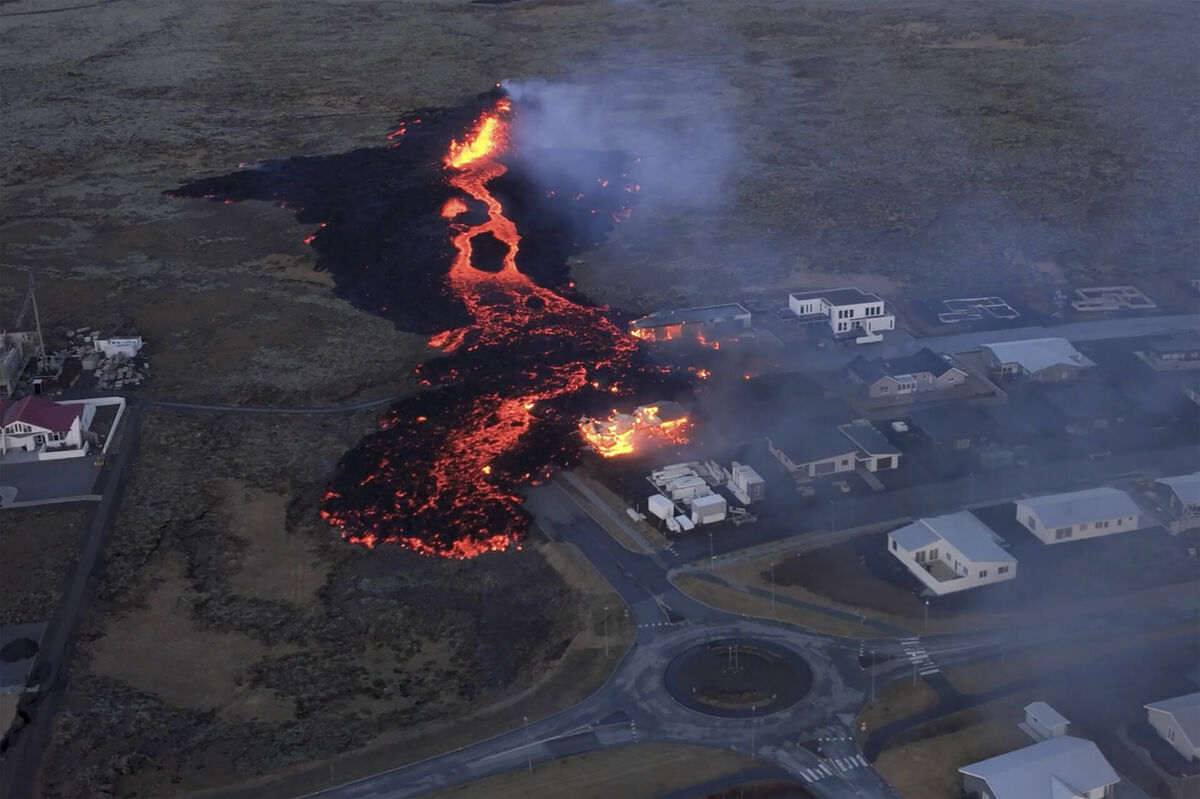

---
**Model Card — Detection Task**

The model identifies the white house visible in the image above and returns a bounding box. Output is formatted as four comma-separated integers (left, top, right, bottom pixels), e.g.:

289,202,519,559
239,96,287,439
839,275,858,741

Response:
959,736,1119,799
0,395,94,456
1156,472,1200,533
888,511,1017,596
1015,487,1142,545
837,421,901,472
1145,692,1200,763
1022,702,1071,741
787,287,895,343
768,421,901,479
981,338,1096,381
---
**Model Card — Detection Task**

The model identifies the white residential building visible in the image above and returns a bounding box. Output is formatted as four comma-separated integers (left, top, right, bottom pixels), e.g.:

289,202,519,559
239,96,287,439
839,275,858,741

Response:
1023,702,1071,741
0,395,94,456
888,511,1017,596
959,736,1119,799
787,287,895,343
980,338,1096,381
1015,487,1142,545
1156,472,1200,533
1145,692,1200,763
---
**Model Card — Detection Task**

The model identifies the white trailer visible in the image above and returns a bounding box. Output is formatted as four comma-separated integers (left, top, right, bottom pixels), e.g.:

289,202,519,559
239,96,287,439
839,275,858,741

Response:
729,462,765,503
691,493,728,525
647,494,676,521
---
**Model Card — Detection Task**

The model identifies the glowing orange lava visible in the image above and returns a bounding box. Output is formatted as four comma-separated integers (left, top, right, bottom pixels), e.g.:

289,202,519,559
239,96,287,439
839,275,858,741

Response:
440,197,469,218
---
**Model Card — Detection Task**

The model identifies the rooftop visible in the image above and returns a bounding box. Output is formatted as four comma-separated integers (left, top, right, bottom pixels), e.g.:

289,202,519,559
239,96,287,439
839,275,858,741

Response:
959,736,1119,799
788,287,883,306
1145,692,1200,751
1018,487,1141,528
768,425,858,465
1157,472,1200,507
909,404,994,443
849,347,959,384
982,338,1096,374
1026,701,1070,729
630,303,751,329
1147,332,1200,355
1039,381,1131,421
837,422,900,456
0,396,83,432
891,511,1015,564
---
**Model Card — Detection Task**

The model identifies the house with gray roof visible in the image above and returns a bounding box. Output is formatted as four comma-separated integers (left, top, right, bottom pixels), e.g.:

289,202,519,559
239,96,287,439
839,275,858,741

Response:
959,736,1119,799
768,420,901,479
981,338,1096,382
888,511,1017,596
1145,692,1200,763
1015,487,1142,545
1156,472,1200,533
846,347,968,398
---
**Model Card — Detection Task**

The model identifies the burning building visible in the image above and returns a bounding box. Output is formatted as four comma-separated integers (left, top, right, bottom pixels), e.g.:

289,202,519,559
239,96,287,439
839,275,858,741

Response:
629,303,752,347
578,401,690,458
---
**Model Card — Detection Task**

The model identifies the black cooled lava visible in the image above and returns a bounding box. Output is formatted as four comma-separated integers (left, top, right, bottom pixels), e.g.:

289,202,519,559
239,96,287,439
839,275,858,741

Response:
170,88,694,558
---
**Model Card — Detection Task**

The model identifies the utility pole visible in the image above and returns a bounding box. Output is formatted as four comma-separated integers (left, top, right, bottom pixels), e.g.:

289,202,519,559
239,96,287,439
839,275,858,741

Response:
750,705,757,755
913,661,918,686
870,649,876,703
829,500,836,533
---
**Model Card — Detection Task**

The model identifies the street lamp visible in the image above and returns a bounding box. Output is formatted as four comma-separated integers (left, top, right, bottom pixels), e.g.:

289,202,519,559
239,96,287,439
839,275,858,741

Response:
770,561,776,615
603,605,610,658
829,499,836,533
523,715,532,774
870,649,876,703
751,705,757,754
709,531,715,571
924,599,929,631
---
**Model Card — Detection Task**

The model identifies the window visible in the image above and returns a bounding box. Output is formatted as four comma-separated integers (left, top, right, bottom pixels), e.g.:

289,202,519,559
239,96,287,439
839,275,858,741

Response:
1116,518,1123,526
998,566,1010,574
954,438,970,450
1168,729,1175,741
930,548,938,559
915,550,926,563
1055,527,1072,540
891,540,897,551
840,458,850,466
1096,520,1109,529
879,385,889,393
1026,516,1037,530
979,570,988,578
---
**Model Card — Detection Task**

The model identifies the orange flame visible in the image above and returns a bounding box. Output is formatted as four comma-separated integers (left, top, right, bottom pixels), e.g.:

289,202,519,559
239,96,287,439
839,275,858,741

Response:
579,405,690,458
445,104,510,168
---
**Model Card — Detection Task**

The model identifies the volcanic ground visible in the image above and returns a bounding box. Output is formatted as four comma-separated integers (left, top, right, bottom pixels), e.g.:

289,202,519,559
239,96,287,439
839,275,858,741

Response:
171,88,696,558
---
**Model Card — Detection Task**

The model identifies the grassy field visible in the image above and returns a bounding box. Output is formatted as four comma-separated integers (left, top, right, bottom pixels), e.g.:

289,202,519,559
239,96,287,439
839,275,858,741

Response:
0,505,89,626
875,696,1032,799
433,743,761,799
856,677,938,747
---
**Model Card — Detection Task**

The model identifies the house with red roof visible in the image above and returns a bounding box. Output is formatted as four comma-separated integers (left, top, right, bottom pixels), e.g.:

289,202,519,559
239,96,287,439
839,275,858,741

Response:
0,396,94,456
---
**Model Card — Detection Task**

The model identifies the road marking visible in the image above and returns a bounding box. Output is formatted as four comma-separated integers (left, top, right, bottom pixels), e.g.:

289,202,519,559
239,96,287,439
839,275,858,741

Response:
855,754,868,767
920,666,940,675
819,764,832,776
804,768,820,781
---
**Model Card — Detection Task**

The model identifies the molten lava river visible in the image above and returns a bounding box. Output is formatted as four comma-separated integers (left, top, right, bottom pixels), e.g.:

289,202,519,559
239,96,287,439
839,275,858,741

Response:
170,88,695,558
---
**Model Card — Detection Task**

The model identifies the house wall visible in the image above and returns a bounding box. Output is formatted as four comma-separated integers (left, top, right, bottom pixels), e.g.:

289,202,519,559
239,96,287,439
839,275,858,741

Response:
887,535,1016,596
1031,363,1084,382
935,368,968,388
1017,505,1141,544
1147,709,1199,762
769,441,857,478
788,295,894,337
862,452,899,472
960,774,993,799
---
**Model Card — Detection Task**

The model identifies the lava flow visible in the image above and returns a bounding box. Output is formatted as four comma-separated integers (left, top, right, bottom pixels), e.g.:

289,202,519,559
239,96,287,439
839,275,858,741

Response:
578,404,691,458
171,89,695,558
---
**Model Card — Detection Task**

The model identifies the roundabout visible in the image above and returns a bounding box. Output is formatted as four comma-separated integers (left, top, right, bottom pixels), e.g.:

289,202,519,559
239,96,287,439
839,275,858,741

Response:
664,637,814,718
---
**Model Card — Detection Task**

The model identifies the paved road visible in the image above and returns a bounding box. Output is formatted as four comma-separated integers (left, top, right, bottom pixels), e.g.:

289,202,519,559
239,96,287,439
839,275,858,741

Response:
309,479,900,799
148,395,402,415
